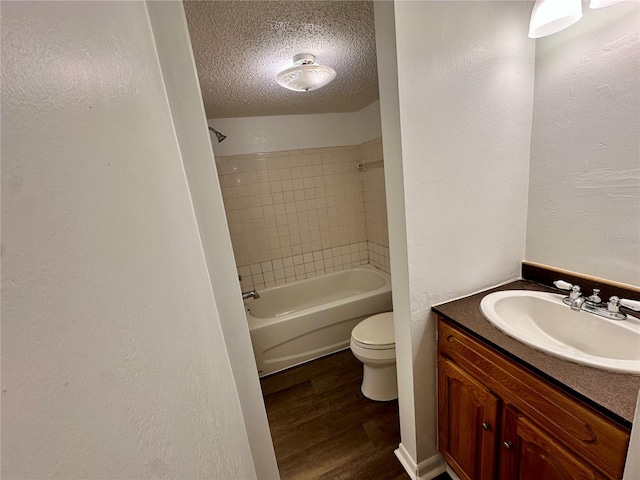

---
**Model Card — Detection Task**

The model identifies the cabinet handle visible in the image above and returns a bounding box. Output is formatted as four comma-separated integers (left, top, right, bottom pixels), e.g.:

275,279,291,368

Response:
481,422,490,431
503,440,513,450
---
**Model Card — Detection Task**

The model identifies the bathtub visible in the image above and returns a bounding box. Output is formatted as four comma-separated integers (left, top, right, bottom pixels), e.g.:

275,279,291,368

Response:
246,265,392,377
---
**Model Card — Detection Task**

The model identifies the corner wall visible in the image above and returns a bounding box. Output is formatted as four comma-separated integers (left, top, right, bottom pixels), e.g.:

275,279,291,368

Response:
210,102,389,291
388,0,535,471
145,2,279,478
209,100,383,157
526,1,640,287
0,2,257,478
216,138,390,291
373,1,418,473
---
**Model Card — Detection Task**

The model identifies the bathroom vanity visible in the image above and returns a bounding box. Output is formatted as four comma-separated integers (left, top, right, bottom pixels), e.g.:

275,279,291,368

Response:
433,279,640,480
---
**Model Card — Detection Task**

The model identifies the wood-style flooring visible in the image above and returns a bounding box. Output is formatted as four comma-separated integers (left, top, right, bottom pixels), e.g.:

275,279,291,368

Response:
260,349,410,480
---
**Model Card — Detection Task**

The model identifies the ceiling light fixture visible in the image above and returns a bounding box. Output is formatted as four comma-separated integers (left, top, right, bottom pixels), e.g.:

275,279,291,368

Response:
275,54,336,92
528,0,583,38
589,0,623,8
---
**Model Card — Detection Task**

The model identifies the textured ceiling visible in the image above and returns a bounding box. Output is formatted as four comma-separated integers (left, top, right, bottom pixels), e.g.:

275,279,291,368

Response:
184,1,379,119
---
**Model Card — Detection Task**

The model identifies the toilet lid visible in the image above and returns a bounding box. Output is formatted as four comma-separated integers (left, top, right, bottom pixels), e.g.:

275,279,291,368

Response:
351,312,394,347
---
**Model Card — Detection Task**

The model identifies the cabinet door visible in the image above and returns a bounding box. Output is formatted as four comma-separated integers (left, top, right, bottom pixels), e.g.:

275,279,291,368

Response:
499,406,607,480
438,356,499,480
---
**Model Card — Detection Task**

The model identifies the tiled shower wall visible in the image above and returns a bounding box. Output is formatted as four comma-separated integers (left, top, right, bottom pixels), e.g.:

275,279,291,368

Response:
216,138,389,291
361,137,390,273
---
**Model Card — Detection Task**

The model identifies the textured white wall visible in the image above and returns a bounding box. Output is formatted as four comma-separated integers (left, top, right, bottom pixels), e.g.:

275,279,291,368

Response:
624,391,640,479
392,0,534,468
373,1,418,472
145,2,279,478
526,1,640,287
208,100,382,157
1,2,256,479
358,100,385,144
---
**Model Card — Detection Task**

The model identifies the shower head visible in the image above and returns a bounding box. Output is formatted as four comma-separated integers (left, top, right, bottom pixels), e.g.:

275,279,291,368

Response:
208,126,227,143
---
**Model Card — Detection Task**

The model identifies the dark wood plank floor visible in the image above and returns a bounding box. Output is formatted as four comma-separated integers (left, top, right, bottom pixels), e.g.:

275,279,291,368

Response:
260,349,411,480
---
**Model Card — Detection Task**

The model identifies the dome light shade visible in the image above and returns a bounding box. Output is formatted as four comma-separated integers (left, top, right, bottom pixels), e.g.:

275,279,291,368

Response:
528,0,583,38
589,0,623,8
275,54,336,92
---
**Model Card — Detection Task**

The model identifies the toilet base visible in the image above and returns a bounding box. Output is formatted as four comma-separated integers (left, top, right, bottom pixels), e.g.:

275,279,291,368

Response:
361,362,398,401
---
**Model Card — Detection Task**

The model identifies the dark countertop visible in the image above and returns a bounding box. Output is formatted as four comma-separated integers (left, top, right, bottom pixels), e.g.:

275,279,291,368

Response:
432,280,640,426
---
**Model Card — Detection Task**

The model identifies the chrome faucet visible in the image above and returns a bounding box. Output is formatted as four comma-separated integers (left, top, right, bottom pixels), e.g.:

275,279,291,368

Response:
586,288,602,306
238,274,260,300
607,296,640,314
242,290,260,300
608,296,621,314
554,280,640,321
568,285,586,311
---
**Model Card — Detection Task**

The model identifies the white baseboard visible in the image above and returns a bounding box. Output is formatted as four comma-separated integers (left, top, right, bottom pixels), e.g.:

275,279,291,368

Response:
446,464,462,480
394,444,418,479
394,443,446,480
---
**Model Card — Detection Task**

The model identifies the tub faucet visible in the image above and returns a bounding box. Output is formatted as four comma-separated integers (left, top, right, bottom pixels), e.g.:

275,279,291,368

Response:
242,290,260,300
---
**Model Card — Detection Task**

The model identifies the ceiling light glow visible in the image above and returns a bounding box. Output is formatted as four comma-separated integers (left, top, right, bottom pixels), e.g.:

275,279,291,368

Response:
589,0,624,8
275,54,336,92
528,0,583,38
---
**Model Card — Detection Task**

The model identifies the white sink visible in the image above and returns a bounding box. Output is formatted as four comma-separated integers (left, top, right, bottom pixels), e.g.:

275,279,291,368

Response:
480,290,640,374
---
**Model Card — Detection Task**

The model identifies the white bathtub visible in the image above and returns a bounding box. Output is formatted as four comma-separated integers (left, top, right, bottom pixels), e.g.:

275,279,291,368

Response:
246,265,392,377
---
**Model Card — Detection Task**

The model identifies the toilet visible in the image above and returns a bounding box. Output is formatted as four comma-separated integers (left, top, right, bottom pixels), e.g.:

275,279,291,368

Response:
350,312,397,401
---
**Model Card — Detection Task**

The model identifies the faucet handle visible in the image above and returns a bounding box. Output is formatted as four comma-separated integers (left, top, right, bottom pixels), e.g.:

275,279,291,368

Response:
587,289,602,304
620,298,640,312
608,296,620,313
554,280,585,300
569,285,582,300
554,280,574,291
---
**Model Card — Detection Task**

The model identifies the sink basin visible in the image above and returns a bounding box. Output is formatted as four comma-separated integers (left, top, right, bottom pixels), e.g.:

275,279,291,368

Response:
480,290,640,374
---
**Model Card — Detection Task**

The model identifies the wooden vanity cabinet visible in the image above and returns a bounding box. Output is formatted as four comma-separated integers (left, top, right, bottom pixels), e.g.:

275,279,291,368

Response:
498,406,607,480
437,316,630,480
438,357,499,480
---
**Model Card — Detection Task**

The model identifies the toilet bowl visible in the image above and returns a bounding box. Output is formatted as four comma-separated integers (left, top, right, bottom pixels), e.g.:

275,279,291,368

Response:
350,312,397,401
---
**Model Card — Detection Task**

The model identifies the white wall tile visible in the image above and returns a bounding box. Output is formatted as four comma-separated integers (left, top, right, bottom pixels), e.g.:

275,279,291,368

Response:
223,139,389,288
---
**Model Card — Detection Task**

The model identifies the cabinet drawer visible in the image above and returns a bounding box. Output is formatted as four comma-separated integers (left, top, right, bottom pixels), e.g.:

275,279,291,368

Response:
438,318,630,480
